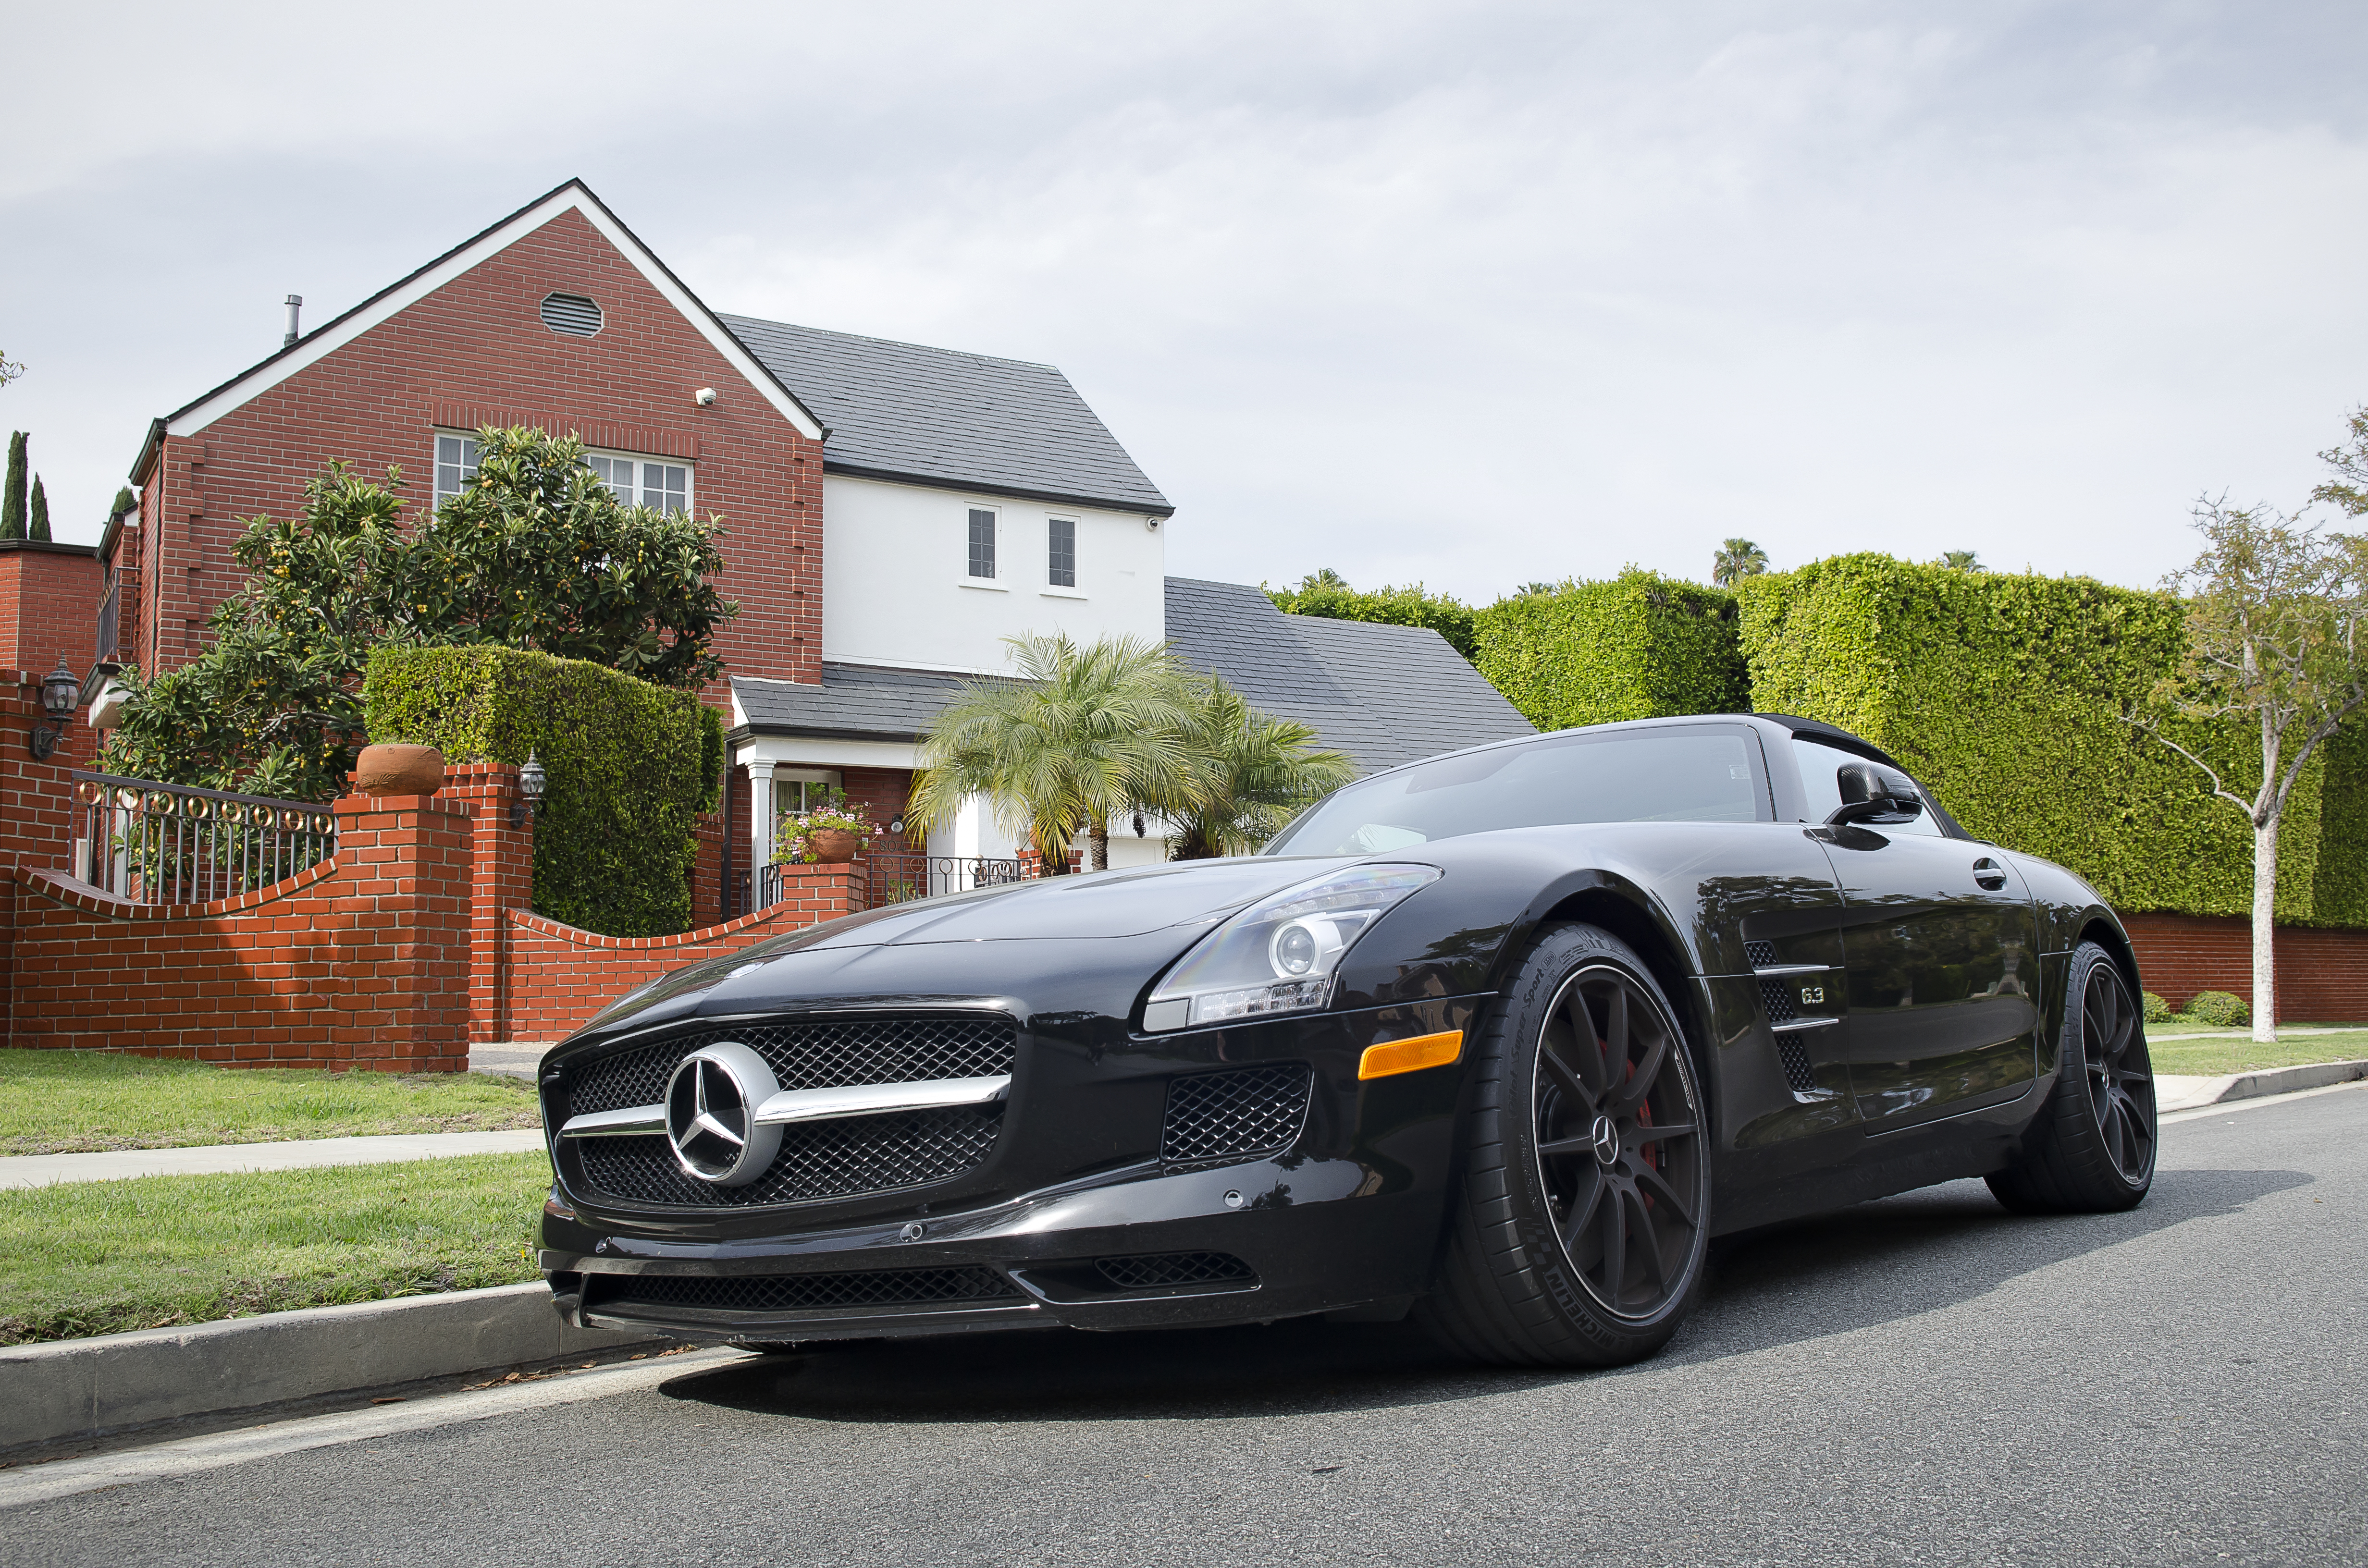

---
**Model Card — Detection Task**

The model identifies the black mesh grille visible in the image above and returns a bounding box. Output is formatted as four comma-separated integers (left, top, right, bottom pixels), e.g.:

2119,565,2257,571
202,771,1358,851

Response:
1759,978,1800,1024
1160,1064,1312,1166
588,1266,1019,1315
575,1108,1001,1209
1094,1251,1257,1291
1775,1036,1819,1094
564,1015,1016,1117
1745,940,1779,968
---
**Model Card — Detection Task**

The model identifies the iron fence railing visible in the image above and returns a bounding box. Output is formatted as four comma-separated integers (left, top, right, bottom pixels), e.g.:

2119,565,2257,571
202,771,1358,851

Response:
95,579,120,665
71,771,339,906
733,853,1028,917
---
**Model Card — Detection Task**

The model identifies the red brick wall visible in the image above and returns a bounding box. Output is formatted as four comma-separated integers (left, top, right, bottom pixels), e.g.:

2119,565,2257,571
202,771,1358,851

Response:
0,680,102,876
2,795,473,1069
0,546,103,678
136,202,823,696
503,864,866,1041
2122,912,2368,1023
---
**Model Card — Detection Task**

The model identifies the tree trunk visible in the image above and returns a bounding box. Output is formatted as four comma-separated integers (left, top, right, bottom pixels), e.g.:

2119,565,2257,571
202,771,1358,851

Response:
2252,814,2278,1044
1088,815,1108,872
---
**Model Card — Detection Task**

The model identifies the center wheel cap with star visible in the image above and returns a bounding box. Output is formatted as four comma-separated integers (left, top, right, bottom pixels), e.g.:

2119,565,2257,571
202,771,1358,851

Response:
664,1042,784,1187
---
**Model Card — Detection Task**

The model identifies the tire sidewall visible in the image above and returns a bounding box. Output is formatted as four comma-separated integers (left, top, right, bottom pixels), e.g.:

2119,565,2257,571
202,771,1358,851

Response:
1481,922,1713,1351
2062,942,2157,1195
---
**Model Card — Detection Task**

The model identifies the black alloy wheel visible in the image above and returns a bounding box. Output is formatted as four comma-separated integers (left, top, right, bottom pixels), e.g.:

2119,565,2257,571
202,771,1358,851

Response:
1417,922,1713,1367
1534,964,1708,1321
1988,941,2157,1214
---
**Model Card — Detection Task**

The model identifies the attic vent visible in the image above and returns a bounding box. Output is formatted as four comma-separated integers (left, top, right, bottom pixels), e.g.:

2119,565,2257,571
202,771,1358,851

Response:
540,293,604,337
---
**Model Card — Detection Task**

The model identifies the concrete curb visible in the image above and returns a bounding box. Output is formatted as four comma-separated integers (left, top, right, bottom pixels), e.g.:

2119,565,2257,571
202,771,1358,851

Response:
0,1283,659,1454
2155,1058,2368,1115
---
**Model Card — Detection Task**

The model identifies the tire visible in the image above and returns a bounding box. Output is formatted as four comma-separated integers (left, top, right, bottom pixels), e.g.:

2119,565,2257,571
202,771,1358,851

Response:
1986,941,2157,1214
1415,922,1714,1368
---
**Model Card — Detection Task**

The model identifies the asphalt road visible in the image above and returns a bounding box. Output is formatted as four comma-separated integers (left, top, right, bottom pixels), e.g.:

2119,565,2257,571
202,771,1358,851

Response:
7,1088,2362,1568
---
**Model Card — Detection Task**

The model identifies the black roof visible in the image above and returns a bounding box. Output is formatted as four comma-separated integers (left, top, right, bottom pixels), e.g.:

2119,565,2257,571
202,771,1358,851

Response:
1162,578,1535,774
719,316,1173,516
731,578,1535,775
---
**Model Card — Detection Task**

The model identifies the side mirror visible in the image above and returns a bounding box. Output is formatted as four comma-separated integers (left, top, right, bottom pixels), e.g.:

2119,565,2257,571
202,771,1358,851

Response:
1826,761,1925,827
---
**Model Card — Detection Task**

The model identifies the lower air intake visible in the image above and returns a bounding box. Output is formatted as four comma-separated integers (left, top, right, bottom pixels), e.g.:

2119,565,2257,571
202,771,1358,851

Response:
1094,1251,1257,1291
1160,1064,1313,1166
588,1267,1020,1316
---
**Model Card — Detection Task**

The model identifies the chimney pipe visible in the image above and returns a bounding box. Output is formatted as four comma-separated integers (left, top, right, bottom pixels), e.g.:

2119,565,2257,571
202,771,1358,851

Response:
283,294,303,348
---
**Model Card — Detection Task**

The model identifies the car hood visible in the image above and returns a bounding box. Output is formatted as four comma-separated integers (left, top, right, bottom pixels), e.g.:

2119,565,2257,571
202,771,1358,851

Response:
572,855,1356,1037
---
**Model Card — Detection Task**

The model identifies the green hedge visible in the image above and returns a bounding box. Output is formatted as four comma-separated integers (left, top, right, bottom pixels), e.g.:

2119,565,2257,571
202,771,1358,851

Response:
1473,570,1747,730
1735,553,2364,928
1266,581,1478,658
362,647,706,937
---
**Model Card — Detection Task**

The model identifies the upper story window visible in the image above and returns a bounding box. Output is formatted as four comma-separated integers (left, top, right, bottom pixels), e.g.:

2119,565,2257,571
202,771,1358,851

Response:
967,507,997,579
1048,517,1076,588
432,432,691,514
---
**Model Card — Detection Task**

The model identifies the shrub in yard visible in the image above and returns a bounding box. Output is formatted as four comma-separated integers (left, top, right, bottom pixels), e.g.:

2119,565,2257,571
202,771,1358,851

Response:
2182,991,2250,1028
1473,569,1747,731
364,645,706,936
2141,992,2172,1024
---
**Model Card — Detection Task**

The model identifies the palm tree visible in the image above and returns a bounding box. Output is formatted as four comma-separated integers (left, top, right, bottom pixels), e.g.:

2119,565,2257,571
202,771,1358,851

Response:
1711,538,1770,587
908,634,1193,872
1516,581,1559,598
1300,567,1349,592
1937,549,1984,571
1160,677,1356,859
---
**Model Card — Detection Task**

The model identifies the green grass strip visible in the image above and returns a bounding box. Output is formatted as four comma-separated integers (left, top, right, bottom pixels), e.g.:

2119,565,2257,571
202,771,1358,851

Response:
2147,1031,2368,1078
0,1048,542,1156
0,1152,550,1346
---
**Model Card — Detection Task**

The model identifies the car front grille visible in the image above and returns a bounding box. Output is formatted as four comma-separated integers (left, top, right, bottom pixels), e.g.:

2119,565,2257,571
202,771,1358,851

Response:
1159,1064,1312,1167
587,1266,1021,1316
1094,1251,1257,1291
556,1014,1016,1210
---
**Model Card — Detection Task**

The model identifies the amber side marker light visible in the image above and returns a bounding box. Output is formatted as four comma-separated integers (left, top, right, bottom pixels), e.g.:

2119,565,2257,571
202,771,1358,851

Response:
1357,1029,1464,1081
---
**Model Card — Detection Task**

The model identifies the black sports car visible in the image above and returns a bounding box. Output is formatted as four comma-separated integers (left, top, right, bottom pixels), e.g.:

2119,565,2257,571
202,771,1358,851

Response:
537,713,2158,1367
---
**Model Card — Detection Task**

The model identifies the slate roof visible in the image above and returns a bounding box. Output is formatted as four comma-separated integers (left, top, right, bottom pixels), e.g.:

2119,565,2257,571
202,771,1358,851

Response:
734,581,1536,778
718,315,1172,516
1161,578,1536,775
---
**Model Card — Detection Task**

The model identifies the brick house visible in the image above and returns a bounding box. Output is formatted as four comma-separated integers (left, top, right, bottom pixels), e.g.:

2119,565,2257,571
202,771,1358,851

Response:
100,179,1530,916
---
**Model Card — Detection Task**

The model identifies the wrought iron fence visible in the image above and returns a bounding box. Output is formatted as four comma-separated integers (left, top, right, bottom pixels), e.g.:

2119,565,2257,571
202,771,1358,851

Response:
734,853,1027,917
95,579,119,665
71,772,339,906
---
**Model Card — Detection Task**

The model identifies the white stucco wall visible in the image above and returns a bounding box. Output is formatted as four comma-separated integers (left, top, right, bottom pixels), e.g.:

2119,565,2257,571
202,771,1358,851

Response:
820,474,1167,674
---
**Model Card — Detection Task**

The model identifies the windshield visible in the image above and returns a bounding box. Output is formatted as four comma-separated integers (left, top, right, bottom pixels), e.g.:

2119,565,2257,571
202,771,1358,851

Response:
1265,725,1772,856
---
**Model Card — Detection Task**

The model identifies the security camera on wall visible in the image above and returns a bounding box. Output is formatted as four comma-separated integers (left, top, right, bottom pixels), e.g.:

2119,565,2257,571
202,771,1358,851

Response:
1146,515,1161,531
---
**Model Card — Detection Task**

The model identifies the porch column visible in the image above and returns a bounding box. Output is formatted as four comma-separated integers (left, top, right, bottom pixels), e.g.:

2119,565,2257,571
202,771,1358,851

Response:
747,760,776,884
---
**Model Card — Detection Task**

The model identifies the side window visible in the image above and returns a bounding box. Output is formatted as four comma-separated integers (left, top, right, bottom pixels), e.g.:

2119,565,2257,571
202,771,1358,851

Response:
585,453,634,503
1048,517,1076,588
1792,736,1946,836
433,434,480,505
966,507,997,579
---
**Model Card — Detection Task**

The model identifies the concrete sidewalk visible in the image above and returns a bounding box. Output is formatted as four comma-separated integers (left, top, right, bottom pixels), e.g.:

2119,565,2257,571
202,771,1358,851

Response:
2153,1057,2368,1113
0,1129,546,1189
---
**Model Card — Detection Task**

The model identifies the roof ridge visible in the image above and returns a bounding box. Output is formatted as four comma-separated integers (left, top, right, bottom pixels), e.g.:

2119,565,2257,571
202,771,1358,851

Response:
717,312,1061,375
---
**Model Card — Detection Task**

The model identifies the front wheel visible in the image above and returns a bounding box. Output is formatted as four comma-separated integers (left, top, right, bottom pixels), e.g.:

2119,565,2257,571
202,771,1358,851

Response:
1986,941,2157,1214
1416,923,1713,1368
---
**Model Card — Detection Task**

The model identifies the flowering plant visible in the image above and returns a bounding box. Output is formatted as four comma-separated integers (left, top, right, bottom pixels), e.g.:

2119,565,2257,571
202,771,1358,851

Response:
772,789,884,863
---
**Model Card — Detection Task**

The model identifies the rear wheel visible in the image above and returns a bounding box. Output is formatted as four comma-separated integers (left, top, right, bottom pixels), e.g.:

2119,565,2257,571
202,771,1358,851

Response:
1986,941,2156,1214
1416,923,1713,1367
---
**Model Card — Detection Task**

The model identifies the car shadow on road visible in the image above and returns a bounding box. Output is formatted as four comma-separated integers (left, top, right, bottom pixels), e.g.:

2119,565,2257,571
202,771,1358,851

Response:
656,1164,2307,1425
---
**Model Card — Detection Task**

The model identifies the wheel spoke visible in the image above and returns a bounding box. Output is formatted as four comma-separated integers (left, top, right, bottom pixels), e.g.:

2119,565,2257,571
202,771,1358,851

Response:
1631,1188,1670,1289
1560,1165,1607,1251
1635,1161,1697,1229
1616,1031,1668,1114
1623,1120,1698,1149
1539,1044,1598,1115
1606,985,1631,1071
2101,1092,2126,1168
1538,1134,1598,1159
1599,1188,1628,1305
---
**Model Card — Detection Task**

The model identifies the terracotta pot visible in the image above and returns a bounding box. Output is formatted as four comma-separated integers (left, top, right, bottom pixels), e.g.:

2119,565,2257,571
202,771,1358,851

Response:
352,743,444,798
807,828,859,864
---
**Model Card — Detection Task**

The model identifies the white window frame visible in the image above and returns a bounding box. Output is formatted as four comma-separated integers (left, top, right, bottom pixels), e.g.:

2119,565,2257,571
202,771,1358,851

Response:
430,430,693,514
771,768,845,825
960,503,1004,589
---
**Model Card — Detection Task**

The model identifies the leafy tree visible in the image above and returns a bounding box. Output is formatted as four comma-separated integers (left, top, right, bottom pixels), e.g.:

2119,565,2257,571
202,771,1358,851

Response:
102,427,739,800
2134,493,2367,1043
0,350,22,388
1,432,23,540
1711,538,1769,587
28,476,49,541
1267,577,1478,659
1516,580,1561,598
1936,549,1983,571
1160,677,1355,859
910,635,1193,872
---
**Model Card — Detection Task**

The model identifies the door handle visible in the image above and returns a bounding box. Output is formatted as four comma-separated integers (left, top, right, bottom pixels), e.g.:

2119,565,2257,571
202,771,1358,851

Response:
1972,856,2007,892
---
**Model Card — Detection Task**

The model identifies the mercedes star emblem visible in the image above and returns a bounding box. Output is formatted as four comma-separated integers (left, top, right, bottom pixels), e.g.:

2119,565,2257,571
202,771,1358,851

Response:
663,1042,783,1187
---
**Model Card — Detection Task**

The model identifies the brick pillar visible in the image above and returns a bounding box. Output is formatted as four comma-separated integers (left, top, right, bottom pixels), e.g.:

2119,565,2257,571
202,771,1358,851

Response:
440,761,535,1047
330,793,473,1071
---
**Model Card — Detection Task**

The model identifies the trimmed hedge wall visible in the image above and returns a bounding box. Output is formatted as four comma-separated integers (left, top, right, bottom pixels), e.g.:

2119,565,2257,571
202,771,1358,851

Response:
1473,570,1748,730
363,646,706,937
1735,553,2364,928
1265,582,1478,658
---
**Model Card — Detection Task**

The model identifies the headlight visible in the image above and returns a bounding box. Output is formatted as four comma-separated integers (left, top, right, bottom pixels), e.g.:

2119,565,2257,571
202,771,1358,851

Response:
1141,864,1440,1032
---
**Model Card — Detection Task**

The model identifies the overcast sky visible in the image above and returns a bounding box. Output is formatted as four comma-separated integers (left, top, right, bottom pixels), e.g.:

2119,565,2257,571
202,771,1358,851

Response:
5,2,2364,602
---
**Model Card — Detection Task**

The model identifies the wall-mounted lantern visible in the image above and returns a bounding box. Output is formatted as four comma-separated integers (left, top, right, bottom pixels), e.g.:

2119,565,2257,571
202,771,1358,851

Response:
29,658,82,760
513,750,547,829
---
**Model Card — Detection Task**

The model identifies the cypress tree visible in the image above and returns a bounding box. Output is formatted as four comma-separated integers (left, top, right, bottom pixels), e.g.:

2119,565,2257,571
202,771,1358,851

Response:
1,432,24,540
111,485,136,517
29,476,50,541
